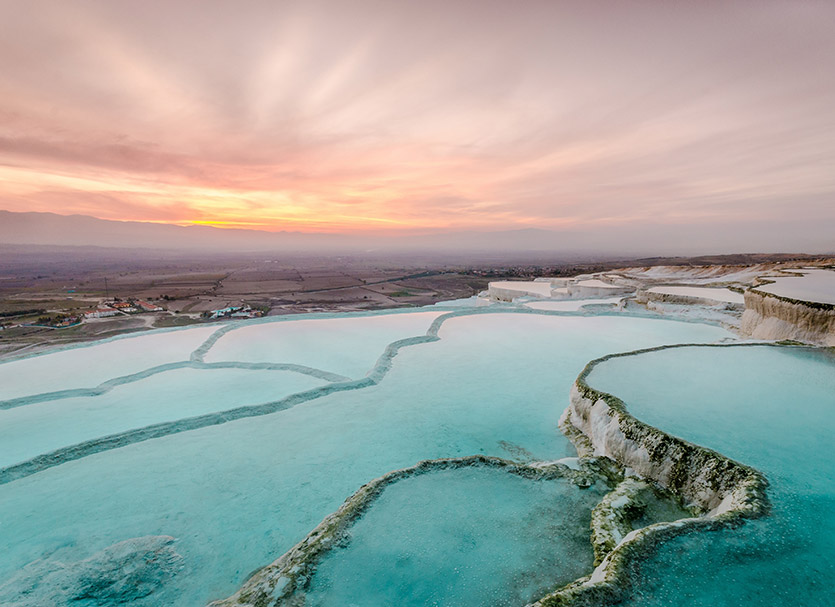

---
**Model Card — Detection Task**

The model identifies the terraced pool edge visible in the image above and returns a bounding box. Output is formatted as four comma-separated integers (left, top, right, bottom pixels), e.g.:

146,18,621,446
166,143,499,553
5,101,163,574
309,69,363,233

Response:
207,455,612,607
206,345,781,607
0,361,350,410
0,309,732,485
532,343,777,606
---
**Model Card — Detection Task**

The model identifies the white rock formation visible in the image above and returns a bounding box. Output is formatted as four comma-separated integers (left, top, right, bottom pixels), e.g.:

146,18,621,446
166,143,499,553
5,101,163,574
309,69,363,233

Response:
639,286,744,306
567,279,633,299
487,281,555,301
563,381,765,517
741,289,835,346
488,275,633,302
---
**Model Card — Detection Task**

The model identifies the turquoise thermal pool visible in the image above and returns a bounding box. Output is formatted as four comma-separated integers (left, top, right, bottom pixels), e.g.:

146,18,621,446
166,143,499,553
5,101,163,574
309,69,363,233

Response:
0,367,325,468
2,303,806,607
300,467,607,607
0,326,219,402
586,344,835,606
202,310,445,378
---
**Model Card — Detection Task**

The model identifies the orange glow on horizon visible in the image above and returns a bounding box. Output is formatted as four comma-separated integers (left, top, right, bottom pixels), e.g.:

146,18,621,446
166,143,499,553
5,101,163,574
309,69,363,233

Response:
1,1,834,246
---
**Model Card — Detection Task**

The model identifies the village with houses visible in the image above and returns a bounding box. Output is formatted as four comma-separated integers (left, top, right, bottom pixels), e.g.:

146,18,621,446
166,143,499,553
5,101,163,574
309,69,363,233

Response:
76,299,262,326
0,297,264,334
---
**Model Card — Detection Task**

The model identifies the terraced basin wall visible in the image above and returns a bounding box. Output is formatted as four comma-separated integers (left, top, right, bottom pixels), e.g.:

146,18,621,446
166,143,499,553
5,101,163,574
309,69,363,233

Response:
207,455,602,607
741,289,835,346
635,289,743,310
487,284,551,302
563,354,768,517
567,284,633,298
488,285,526,302
527,346,771,607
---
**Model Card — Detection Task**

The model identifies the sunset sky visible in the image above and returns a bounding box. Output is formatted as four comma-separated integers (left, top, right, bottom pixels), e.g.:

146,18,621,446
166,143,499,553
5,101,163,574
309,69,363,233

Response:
1,0,834,245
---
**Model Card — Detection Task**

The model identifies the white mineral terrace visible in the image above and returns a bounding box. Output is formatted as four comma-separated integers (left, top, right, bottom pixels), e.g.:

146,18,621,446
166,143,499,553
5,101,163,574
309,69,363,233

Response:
646,286,745,305
487,280,554,300
574,279,621,289
525,298,623,312
755,268,835,305
488,275,633,302
619,264,775,285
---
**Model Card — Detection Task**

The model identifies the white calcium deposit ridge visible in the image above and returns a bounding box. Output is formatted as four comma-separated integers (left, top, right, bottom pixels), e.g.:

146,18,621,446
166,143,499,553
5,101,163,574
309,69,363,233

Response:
646,286,744,304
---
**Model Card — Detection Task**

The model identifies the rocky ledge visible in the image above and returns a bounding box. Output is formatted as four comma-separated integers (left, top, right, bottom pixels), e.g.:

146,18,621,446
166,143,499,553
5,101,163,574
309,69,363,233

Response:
741,289,835,346
530,345,770,606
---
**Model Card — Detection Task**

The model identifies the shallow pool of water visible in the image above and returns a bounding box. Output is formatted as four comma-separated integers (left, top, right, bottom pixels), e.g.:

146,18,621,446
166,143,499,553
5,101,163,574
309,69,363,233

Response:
0,309,731,606
303,467,606,607
524,298,622,311
0,367,324,467
646,286,744,304
203,311,444,378
756,268,835,305
0,326,218,402
587,345,835,605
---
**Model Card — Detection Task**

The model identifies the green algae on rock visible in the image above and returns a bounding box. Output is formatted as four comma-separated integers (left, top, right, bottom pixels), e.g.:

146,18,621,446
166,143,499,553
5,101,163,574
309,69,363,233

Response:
530,344,773,606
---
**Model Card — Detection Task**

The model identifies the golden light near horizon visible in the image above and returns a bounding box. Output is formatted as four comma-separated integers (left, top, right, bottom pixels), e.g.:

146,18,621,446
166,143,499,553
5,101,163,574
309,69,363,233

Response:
0,0,834,248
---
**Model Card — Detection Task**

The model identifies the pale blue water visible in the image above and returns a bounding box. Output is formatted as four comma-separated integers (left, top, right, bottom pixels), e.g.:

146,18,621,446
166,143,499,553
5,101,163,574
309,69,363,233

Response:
0,310,730,606
587,345,835,606
524,297,622,311
203,311,444,378
0,367,324,467
304,468,607,607
0,326,218,401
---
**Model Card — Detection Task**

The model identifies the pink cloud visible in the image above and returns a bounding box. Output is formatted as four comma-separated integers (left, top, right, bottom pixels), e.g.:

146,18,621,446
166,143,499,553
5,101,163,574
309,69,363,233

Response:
0,0,833,246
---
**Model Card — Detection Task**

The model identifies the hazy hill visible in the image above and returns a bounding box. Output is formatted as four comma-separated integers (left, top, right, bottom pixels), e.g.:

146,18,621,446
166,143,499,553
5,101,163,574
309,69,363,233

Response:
0,210,588,254
1,210,832,256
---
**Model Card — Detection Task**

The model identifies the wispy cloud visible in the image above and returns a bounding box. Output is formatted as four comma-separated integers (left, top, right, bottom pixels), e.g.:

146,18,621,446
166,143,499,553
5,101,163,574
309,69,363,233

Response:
0,0,833,249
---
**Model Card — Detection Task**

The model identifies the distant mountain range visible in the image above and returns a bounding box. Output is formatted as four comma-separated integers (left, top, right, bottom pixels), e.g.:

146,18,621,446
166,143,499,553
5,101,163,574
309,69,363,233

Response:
1,210,831,257
0,210,594,254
